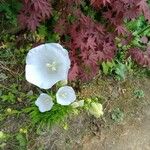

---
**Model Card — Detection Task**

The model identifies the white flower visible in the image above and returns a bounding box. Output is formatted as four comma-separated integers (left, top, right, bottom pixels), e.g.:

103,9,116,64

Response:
56,86,76,105
35,93,54,112
25,43,71,89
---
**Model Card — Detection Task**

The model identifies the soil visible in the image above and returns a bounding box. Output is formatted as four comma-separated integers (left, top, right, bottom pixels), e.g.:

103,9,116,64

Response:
1,76,150,150
28,76,150,150
81,76,150,150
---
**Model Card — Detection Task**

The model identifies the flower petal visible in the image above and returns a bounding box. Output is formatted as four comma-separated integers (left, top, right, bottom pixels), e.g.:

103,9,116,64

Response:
25,43,71,89
35,93,54,112
56,86,76,105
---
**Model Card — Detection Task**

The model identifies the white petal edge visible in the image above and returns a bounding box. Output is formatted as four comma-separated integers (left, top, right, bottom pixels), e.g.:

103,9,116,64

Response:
25,43,71,89
56,86,76,105
35,93,54,113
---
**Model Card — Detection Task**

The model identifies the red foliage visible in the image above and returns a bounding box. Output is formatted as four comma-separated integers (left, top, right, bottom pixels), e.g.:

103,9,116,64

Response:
67,14,116,81
102,0,148,30
138,0,150,22
18,0,52,30
129,48,150,67
18,0,150,81
90,0,111,8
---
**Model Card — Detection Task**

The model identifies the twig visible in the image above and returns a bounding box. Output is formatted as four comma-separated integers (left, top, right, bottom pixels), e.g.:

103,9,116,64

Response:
0,61,17,76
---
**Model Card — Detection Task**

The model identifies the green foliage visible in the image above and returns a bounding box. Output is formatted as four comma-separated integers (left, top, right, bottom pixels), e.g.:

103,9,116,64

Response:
126,16,147,33
82,4,97,20
114,61,127,80
0,84,16,103
101,60,130,80
23,104,73,129
102,35,135,80
111,108,124,123
1,92,16,103
0,83,27,104
0,0,22,28
126,15,150,48
134,90,145,99
67,14,76,23
36,24,60,42
37,25,48,38
0,131,10,149
48,32,60,42
0,131,7,141
0,130,27,150
16,133,27,150
102,61,116,75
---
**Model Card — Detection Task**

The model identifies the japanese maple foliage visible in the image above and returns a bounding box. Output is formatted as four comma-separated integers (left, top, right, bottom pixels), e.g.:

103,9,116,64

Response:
67,14,116,81
18,0,52,31
18,0,150,81
129,47,150,67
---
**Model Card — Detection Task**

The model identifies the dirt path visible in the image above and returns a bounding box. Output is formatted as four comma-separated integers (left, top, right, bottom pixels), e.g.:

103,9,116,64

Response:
81,77,150,150
82,104,150,150
29,76,150,150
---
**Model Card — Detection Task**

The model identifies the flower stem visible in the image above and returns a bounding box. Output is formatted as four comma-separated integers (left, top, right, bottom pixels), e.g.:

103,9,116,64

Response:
137,25,150,36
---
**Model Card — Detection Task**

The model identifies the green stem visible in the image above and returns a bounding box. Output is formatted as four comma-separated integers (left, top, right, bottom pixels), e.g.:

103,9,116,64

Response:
137,25,150,36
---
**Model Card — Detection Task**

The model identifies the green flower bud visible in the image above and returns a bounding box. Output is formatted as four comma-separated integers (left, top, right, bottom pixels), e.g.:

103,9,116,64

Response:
89,102,104,118
71,100,84,108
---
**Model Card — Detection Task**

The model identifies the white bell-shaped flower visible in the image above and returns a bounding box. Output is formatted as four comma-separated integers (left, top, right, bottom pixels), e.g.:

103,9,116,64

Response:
56,86,76,105
35,93,54,112
25,43,71,89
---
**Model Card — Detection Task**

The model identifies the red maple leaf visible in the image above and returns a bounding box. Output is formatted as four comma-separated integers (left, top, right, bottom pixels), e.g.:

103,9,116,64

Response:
137,0,150,22
68,63,79,81
90,0,111,8
18,0,52,30
115,25,128,35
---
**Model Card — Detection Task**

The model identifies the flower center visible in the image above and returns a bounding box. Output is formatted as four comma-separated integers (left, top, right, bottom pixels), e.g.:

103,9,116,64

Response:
59,92,67,98
46,61,57,71
43,98,50,104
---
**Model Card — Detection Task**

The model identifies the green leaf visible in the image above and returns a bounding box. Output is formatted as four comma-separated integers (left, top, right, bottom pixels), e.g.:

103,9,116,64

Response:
16,133,27,150
115,62,126,80
102,62,109,75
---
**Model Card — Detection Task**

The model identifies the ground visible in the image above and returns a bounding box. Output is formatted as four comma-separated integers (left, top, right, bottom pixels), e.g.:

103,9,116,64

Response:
1,1,150,149
76,76,150,150
1,75,150,150
69,77,150,150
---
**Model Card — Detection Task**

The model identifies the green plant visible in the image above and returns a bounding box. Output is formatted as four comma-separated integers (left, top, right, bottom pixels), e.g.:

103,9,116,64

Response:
134,90,145,98
23,104,73,129
111,108,124,123
101,61,116,75
0,83,26,104
101,60,131,80
114,61,127,80
83,97,104,118
0,131,10,149
1,92,16,103
0,0,22,29
16,133,27,150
